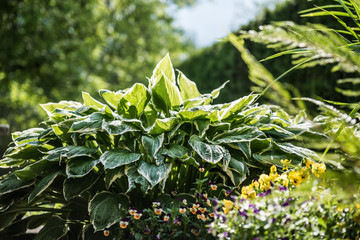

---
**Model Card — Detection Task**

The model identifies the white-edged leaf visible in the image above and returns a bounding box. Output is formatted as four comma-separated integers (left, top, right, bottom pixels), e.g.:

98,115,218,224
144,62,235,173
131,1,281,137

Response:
177,70,201,100
100,149,141,170
188,135,224,164
137,161,172,187
88,191,129,231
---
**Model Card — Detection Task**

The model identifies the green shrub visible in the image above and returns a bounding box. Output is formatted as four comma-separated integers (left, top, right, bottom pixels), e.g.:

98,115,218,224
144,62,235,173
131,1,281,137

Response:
0,54,318,239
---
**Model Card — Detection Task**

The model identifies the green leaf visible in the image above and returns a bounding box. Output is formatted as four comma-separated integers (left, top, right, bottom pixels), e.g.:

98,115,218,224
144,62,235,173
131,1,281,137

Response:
178,108,208,121
105,167,124,189
219,94,258,120
194,120,210,137
118,83,150,118
45,146,98,162
34,216,67,240
70,112,108,133
82,92,105,110
160,144,189,159
188,135,224,164
141,134,164,161
137,161,172,188
177,70,201,100
0,173,34,195
223,168,246,187
100,149,141,170
5,144,54,160
66,157,99,178
151,73,181,113
150,53,176,86
274,142,318,159
125,165,150,193
14,160,56,181
102,120,140,135
212,126,265,144
63,173,99,200
211,80,229,99
99,89,123,110
40,101,82,117
28,170,63,203
229,157,249,175
259,124,296,139
88,191,129,231
148,118,177,135
228,142,251,159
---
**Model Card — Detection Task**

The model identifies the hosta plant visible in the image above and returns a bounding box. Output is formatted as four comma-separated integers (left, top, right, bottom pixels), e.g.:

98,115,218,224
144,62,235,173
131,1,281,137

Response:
0,54,319,239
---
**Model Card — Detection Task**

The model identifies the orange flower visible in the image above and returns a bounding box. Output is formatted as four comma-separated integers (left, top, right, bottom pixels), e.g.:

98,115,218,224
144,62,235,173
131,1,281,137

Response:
209,212,215,217
134,211,142,220
119,218,129,229
103,229,110,236
179,206,187,214
129,208,137,216
190,207,197,215
154,207,163,215
199,206,206,213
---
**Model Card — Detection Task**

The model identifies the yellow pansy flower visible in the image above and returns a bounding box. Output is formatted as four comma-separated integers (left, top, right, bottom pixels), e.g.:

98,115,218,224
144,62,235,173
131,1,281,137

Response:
288,171,302,187
280,159,291,171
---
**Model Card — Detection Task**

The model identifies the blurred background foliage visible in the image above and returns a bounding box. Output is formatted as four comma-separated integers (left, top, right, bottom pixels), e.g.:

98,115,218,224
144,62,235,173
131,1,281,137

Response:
180,0,358,105
0,0,195,131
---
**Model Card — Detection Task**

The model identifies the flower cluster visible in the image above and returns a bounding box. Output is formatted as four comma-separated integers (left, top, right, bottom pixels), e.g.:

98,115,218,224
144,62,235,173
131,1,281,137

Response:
239,158,326,200
210,190,360,240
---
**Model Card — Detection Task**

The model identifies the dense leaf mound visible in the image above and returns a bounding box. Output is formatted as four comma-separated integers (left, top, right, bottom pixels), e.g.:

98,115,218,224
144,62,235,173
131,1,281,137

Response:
0,54,319,239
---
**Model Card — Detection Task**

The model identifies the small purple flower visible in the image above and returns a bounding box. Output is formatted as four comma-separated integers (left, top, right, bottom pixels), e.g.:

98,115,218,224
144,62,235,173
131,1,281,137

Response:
279,186,288,191
195,192,202,198
239,210,248,219
144,227,151,235
230,195,237,202
252,238,260,240
272,217,277,223
270,181,274,187
281,201,290,207
253,207,259,214
156,234,160,239
225,189,231,196
284,217,291,224
224,231,229,237
212,198,218,207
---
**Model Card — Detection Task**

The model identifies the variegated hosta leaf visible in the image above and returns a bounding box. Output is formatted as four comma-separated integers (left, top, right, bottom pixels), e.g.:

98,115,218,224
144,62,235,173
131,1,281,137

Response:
188,135,224,164
141,134,164,161
160,144,189,159
219,94,258,120
88,191,129,231
70,112,109,133
34,216,67,240
66,157,99,178
212,126,265,144
63,172,99,200
118,83,150,118
14,160,56,181
151,73,182,114
177,70,201,101
99,89,123,110
0,173,35,195
44,146,98,162
28,169,63,203
125,165,150,193
99,149,141,170
137,161,172,188
102,119,140,135
105,167,124,189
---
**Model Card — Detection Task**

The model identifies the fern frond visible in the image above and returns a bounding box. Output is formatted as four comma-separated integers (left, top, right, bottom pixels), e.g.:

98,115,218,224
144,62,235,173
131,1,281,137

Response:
241,22,360,73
